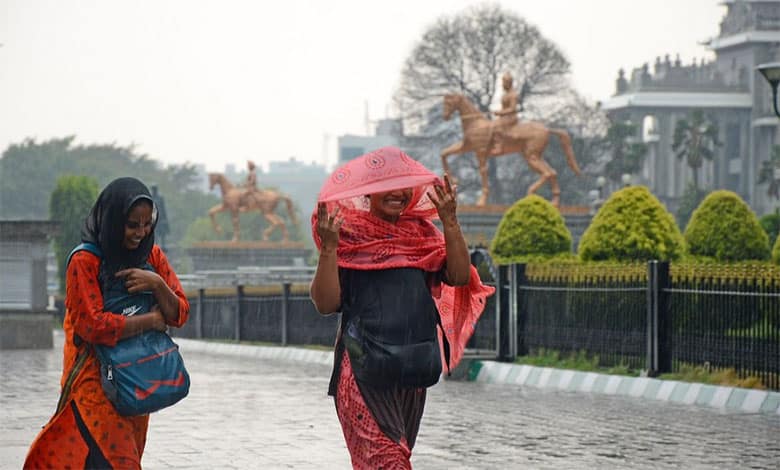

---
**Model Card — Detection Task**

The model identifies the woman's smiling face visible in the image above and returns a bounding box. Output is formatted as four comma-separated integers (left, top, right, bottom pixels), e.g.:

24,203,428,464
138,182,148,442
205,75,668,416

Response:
368,188,413,223
123,201,154,250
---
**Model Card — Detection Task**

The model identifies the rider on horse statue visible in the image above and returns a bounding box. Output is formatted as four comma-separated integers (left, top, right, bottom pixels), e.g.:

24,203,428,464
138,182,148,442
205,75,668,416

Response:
491,72,520,155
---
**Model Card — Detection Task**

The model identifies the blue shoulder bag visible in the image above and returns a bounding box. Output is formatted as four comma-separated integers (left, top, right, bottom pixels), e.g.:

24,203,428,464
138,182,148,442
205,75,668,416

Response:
66,243,190,416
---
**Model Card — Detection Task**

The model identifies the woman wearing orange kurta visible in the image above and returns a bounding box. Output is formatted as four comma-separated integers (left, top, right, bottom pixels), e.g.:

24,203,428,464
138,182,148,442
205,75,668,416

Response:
25,177,189,469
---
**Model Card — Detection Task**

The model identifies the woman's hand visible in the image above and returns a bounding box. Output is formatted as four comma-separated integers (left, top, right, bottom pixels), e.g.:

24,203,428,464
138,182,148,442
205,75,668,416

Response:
428,174,458,228
147,306,168,332
116,268,164,294
120,306,167,339
316,202,343,253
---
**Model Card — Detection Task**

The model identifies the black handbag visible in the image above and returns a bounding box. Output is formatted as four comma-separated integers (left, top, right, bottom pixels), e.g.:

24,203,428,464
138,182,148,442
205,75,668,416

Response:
342,313,449,389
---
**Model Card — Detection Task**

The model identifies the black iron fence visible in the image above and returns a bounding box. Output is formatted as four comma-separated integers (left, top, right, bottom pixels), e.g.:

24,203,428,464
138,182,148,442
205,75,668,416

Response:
175,285,339,347
506,261,780,390
172,257,779,391
174,255,500,356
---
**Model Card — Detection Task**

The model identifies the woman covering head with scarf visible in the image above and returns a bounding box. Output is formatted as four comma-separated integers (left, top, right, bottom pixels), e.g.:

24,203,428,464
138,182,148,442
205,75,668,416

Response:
25,177,190,470
310,147,494,468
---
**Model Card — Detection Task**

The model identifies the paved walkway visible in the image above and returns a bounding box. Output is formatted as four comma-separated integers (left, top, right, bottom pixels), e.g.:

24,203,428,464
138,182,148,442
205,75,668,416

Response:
2,332,779,469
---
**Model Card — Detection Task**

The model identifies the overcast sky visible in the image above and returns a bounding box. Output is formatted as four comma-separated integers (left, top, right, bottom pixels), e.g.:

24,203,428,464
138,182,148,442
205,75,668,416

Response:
1,0,725,171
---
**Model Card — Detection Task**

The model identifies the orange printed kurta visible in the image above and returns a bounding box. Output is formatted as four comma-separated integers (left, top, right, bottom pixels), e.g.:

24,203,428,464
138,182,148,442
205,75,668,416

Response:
24,245,189,470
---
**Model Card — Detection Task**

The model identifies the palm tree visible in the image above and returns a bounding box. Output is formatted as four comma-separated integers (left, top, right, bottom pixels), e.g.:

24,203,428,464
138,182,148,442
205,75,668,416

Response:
672,110,721,188
758,145,780,200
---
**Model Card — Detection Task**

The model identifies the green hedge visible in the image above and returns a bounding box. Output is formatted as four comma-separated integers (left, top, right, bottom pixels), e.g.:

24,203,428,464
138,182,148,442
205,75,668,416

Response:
490,195,572,265
773,235,780,265
578,186,684,262
685,190,770,261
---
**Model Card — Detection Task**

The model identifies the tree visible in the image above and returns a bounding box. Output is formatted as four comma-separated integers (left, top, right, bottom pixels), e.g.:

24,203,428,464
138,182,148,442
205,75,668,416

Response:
758,145,780,200
676,182,710,230
672,110,720,188
602,121,647,185
760,209,780,244
0,137,219,254
49,175,99,294
394,4,579,203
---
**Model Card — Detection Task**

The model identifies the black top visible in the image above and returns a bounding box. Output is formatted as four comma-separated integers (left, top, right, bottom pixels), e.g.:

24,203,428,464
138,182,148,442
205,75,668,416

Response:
328,267,440,395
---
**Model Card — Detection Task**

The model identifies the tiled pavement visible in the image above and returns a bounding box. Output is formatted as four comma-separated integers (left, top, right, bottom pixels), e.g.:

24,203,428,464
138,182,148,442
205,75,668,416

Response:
1,331,778,469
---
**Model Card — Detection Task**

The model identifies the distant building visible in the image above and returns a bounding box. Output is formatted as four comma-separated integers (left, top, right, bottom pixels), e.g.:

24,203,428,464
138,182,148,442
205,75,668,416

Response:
602,0,780,215
191,163,211,193
263,157,328,217
337,118,403,163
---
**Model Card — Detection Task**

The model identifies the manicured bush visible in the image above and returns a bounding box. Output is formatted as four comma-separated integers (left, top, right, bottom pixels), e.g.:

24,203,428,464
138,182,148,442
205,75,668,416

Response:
685,190,770,261
773,234,780,265
490,195,572,264
578,186,684,262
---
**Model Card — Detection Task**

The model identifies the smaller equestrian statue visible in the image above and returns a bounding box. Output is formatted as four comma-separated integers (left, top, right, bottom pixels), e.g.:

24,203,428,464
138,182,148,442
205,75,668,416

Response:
441,72,581,207
207,168,298,242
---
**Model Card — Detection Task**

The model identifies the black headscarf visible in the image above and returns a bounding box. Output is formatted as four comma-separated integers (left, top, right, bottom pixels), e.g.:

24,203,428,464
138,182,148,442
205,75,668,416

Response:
81,177,157,288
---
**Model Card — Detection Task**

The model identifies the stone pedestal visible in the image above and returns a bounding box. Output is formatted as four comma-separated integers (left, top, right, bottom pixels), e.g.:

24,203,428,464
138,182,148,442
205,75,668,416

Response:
187,241,312,271
451,205,592,250
0,220,59,349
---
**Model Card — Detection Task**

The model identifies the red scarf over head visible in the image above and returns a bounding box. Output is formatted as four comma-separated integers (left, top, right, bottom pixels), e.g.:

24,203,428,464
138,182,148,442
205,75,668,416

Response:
312,146,495,369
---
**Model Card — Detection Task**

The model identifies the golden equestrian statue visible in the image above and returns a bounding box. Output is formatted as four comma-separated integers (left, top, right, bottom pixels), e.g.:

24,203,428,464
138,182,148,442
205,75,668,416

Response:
207,171,298,242
441,72,581,207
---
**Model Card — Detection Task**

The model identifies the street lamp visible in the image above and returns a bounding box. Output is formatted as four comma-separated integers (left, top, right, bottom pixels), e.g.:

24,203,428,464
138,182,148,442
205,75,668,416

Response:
621,173,632,187
757,62,780,118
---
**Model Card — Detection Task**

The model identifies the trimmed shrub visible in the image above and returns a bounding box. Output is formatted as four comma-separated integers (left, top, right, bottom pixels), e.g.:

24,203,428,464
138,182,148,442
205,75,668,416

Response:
579,186,684,262
490,195,572,264
685,190,770,261
773,235,780,264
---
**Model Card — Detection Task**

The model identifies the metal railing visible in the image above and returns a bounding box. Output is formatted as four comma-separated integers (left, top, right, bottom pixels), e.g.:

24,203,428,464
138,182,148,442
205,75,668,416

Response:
506,261,780,390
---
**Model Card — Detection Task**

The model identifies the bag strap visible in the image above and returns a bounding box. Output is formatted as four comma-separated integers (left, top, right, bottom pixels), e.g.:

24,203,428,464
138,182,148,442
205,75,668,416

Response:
434,309,451,377
55,243,103,412
54,342,90,415
66,242,102,268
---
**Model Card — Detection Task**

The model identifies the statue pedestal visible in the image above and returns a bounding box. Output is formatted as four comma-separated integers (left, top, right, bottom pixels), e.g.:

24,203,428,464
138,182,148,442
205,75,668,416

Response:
187,241,312,271
451,205,592,249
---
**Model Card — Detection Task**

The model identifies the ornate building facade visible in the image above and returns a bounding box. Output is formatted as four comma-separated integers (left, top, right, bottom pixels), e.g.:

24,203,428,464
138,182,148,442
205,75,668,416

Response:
602,0,780,215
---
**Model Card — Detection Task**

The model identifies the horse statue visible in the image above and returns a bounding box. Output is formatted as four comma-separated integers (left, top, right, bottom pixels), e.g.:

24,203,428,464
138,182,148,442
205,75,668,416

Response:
441,93,581,207
207,173,298,242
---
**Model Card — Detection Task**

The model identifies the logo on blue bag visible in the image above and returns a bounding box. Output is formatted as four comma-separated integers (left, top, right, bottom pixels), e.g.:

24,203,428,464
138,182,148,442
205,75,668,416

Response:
122,305,142,316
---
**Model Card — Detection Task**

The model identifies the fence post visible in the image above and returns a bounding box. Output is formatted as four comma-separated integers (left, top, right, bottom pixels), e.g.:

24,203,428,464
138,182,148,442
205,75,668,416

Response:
507,265,517,359
647,261,658,374
647,261,671,376
281,282,291,346
656,261,672,374
196,288,205,339
236,285,244,341
496,264,511,361
514,263,528,356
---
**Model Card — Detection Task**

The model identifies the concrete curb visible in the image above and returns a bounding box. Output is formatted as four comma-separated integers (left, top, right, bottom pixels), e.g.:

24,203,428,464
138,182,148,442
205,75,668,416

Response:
173,337,780,416
471,361,780,416
175,337,333,367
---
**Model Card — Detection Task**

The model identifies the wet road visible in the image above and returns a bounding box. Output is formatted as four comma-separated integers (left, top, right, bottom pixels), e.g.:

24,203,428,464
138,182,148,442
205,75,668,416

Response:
2,334,778,469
